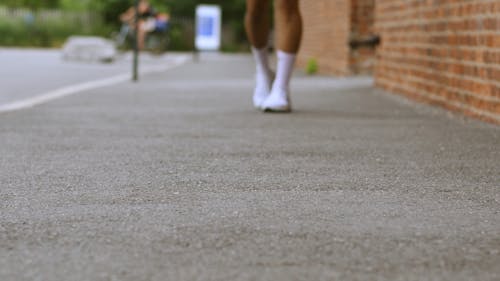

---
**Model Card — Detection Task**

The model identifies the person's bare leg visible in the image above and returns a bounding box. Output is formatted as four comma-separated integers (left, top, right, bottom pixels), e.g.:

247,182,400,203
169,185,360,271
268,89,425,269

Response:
262,0,302,112
245,0,271,49
245,0,273,108
274,0,302,53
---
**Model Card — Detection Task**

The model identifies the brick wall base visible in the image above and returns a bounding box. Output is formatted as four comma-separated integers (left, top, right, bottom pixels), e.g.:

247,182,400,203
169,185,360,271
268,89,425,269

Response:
375,0,500,124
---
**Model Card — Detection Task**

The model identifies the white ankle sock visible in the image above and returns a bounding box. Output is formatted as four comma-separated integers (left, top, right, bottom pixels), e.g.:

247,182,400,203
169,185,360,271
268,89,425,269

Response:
251,47,273,107
271,50,297,97
251,47,272,85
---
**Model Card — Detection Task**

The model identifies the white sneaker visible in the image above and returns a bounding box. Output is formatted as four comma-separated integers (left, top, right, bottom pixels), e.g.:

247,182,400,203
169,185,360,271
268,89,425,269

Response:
253,83,270,109
261,87,291,113
252,72,274,109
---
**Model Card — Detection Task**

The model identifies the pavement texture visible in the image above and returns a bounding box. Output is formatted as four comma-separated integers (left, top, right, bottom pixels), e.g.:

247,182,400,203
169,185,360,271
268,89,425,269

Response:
0,48,179,104
0,53,499,281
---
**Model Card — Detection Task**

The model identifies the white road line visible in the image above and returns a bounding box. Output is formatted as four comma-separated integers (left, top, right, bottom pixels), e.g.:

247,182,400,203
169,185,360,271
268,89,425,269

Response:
0,56,189,113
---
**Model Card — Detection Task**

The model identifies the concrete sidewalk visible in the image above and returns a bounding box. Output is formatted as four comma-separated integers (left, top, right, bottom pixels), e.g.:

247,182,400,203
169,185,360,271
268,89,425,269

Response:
0,54,499,281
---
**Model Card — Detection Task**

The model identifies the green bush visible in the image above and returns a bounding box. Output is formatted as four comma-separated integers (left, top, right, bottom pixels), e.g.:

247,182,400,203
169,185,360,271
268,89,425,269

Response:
167,23,193,51
0,12,112,48
306,58,319,75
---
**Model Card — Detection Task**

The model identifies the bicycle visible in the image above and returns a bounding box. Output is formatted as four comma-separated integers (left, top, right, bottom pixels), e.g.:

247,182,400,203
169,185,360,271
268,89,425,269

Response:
112,21,170,54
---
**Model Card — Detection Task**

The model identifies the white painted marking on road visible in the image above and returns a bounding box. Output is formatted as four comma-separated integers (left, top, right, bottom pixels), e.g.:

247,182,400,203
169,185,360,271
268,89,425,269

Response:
0,56,189,113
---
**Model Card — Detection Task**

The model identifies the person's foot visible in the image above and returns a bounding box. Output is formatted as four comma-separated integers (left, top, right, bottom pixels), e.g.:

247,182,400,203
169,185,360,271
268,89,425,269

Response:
261,86,291,113
252,71,274,109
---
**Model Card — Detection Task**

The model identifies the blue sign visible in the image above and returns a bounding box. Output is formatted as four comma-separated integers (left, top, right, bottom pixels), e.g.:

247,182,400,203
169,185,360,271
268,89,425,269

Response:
195,5,221,51
198,16,214,37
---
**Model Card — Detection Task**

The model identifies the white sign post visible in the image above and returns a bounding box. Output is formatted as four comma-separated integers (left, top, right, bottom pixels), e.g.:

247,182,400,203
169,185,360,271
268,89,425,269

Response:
195,5,221,51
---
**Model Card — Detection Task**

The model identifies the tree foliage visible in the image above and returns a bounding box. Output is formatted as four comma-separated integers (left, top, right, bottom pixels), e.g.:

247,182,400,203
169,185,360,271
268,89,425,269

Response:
2,0,59,9
92,0,247,24
1,0,249,50
2,0,247,21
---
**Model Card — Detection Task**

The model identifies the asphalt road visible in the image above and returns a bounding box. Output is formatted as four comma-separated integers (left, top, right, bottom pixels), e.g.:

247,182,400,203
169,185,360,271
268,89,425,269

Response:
0,53,499,281
0,48,184,105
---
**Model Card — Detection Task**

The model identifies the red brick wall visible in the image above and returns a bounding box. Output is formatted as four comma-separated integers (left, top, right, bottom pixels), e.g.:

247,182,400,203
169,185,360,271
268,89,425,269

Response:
375,0,500,123
298,0,352,75
298,0,376,75
350,0,376,74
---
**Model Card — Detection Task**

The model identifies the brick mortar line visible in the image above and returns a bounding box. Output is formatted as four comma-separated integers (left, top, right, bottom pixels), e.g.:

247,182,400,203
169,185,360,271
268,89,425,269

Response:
375,14,499,25
377,15,500,27
377,31,500,36
375,0,496,13
377,63,500,103
377,0,498,8
379,59,500,95
380,45,500,55
376,18,500,25
377,77,500,122
377,25,500,32
380,42,500,53
379,49,500,71
377,0,499,15
378,49,500,71
380,34,500,42
376,10,500,19
375,16,500,28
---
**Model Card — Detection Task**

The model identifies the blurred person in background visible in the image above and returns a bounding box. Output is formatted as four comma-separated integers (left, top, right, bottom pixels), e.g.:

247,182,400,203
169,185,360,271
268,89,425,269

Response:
154,12,170,33
245,0,302,112
120,0,157,50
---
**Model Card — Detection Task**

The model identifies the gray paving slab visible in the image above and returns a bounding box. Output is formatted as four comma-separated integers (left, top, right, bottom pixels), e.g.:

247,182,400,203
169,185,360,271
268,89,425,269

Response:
0,54,499,281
